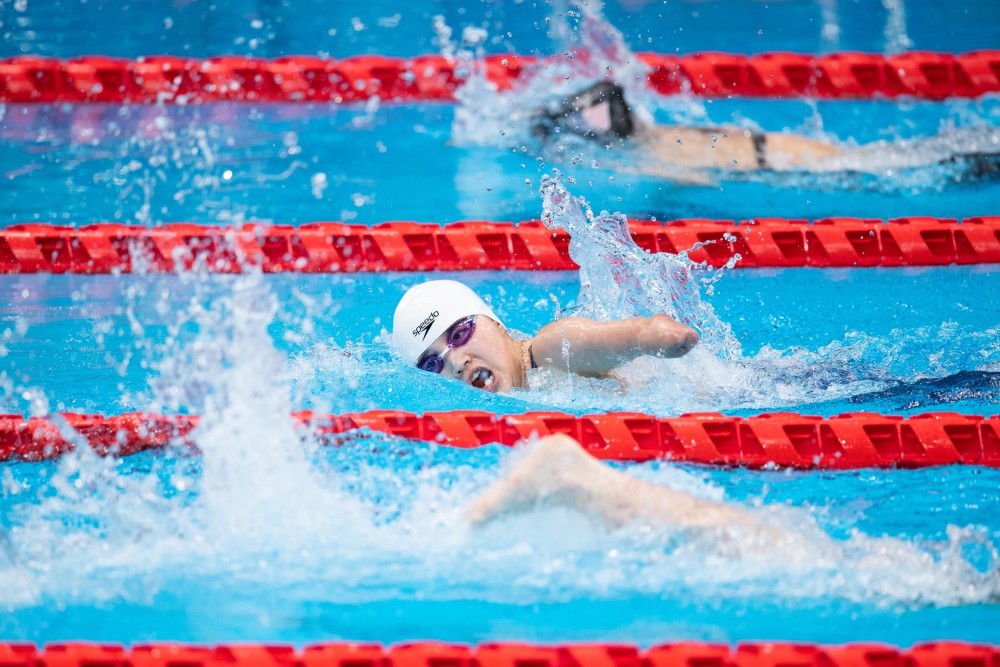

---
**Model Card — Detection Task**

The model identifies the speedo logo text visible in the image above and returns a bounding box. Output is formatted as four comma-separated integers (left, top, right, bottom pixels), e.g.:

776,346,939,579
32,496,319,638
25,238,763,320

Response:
412,311,439,340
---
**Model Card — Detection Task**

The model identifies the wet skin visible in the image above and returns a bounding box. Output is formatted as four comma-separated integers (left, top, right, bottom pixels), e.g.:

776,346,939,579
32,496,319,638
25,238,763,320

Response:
421,316,529,393
418,314,698,393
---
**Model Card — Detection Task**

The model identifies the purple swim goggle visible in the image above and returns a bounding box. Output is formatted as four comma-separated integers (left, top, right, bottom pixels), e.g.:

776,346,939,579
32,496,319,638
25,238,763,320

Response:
415,316,477,374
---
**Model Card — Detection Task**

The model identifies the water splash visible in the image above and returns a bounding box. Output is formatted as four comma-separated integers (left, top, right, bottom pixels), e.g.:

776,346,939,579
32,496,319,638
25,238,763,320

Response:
183,274,369,545
818,0,841,52
539,172,739,354
0,273,377,608
882,0,913,54
528,174,1000,414
547,0,650,87
451,0,659,149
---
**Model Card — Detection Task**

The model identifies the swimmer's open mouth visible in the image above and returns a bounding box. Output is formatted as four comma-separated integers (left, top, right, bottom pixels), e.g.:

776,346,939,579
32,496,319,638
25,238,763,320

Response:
469,367,496,391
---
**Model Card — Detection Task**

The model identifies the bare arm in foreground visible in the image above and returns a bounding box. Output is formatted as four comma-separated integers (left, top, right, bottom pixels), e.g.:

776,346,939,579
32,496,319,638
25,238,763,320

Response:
466,433,759,530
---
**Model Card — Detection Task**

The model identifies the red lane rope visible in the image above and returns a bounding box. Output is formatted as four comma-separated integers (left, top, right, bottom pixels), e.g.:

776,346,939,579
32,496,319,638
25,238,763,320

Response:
1,217,998,273
3,410,998,468
1,51,998,103
0,641,996,667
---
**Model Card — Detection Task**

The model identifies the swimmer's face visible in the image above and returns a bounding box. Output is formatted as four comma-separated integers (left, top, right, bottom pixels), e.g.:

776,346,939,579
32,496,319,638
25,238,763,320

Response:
417,316,524,393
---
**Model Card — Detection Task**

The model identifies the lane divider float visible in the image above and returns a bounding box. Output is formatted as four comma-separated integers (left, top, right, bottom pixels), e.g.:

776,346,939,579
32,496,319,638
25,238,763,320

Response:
1,51,999,103
1,217,998,273
3,410,998,468
0,641,996,667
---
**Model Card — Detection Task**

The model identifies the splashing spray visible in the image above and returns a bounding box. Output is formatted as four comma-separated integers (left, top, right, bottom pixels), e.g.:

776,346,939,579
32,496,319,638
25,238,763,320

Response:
539,172,740,356
882,0,913,54
451,0,657,148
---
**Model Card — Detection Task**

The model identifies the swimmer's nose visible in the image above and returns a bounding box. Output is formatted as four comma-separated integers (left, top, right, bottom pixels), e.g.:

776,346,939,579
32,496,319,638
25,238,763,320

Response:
442,349,468,378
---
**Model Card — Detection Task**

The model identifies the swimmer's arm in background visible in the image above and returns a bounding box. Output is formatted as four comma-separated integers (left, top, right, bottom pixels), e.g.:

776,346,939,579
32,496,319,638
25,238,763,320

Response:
636,124,842,173
466,433,757,530
530,315,699,376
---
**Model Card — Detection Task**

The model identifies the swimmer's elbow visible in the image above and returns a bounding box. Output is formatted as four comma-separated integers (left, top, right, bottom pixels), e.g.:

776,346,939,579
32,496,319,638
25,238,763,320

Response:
646,315,699,357
678,327,699,355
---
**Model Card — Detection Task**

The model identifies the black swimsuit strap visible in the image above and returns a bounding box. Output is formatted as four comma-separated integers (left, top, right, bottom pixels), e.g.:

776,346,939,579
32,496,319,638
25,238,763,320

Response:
751,132,769,169
682,126,770,170
528,344,538,369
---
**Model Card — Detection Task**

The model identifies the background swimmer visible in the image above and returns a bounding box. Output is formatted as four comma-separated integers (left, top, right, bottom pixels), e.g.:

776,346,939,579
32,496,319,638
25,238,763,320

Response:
391,279,699,392
532,81,1000,182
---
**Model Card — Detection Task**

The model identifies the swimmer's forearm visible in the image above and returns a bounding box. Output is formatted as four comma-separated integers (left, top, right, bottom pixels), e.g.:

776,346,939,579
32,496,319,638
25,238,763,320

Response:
569,461,755,529
467,434,765,533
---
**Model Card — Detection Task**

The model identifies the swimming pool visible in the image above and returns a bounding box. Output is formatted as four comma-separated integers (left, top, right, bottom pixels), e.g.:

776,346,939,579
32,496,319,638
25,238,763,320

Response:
1,0,999,650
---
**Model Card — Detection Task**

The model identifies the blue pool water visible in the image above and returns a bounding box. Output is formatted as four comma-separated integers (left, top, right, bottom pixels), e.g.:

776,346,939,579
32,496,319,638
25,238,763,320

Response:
1,0,999,648
2,0,998,59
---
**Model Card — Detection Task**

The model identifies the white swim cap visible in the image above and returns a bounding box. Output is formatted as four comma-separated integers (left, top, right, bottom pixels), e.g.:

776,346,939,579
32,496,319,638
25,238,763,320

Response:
392,280,501,364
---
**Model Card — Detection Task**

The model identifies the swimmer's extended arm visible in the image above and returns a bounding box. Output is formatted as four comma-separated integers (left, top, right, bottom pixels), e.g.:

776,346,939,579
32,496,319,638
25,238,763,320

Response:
530,315,699,376
637,124,841,173
467,434,757,529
